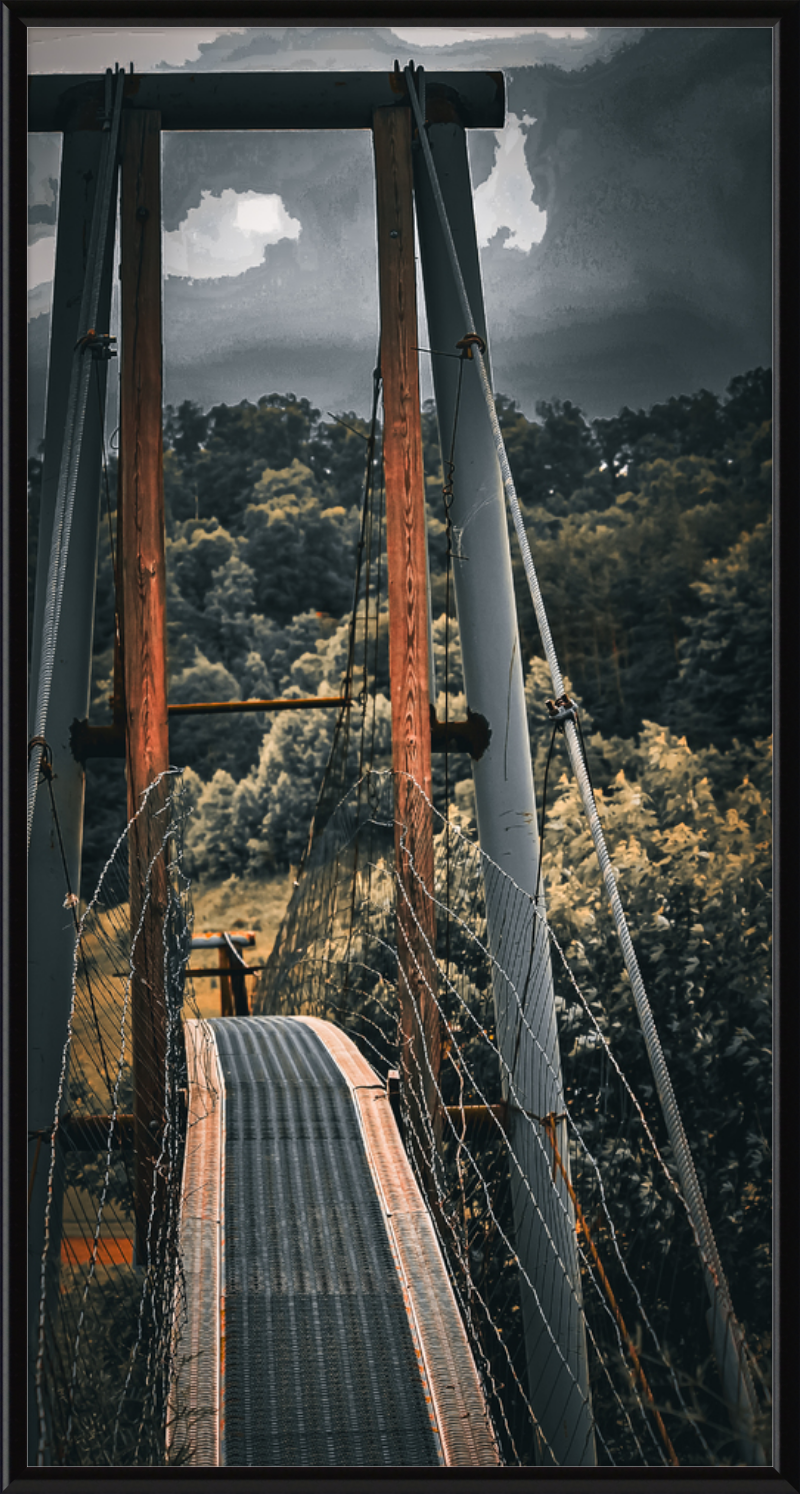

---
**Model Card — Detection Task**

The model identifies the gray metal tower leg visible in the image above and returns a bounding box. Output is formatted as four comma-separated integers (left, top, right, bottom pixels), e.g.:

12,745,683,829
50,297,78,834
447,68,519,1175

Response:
413,119,595,1466
27,128,117,1465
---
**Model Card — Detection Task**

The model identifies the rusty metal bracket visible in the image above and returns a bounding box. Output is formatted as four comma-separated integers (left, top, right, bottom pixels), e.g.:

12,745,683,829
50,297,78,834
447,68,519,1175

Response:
444,1101,508,1135
455,332,486,360
430,704,491,760
74,329,117,360
546,693,577,733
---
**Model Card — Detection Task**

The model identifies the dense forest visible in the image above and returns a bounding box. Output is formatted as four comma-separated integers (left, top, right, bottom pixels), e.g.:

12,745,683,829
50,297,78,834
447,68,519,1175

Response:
28,366,772,1403
27,366,770,881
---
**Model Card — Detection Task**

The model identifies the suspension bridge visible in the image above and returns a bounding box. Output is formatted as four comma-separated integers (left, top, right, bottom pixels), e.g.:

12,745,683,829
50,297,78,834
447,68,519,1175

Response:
27,62,769,1468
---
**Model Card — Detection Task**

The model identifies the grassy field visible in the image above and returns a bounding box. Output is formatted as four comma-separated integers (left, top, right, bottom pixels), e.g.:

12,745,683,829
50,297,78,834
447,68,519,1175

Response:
184,869,295,1019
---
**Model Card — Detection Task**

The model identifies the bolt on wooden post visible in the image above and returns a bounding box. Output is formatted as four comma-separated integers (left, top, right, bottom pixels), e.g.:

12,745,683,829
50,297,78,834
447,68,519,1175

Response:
119,108,171,1259
373,104,442,1189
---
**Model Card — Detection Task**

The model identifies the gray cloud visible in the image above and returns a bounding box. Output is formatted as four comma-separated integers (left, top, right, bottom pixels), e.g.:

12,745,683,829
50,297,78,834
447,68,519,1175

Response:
169,24,644,76
161,27,771,421
161,129,380,372
28,25,772,450
486,27,772,412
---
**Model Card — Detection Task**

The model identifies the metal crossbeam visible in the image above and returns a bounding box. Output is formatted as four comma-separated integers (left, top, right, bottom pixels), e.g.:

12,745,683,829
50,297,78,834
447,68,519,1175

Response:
29,70,504,134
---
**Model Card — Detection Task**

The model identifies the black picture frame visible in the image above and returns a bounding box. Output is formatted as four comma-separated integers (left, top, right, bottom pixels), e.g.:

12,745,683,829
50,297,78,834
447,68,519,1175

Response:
5,5,798,1491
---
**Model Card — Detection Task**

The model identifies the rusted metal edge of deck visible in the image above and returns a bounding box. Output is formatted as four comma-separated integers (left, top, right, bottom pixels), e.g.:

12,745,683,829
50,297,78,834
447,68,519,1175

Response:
168,1020,223,1467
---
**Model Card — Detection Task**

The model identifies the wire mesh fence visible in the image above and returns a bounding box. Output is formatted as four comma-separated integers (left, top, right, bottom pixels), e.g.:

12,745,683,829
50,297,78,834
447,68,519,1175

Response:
253,767,770,1467
32,769,199,1466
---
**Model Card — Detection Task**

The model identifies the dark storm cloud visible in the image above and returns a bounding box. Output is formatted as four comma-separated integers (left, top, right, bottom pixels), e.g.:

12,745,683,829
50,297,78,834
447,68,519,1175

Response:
483,27,772,414
159,27,771,421
160,129,380,411
29,25,772,442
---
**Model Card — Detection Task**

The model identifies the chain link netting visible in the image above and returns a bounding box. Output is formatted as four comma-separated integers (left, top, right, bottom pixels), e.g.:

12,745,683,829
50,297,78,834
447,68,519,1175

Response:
33,769,203,1466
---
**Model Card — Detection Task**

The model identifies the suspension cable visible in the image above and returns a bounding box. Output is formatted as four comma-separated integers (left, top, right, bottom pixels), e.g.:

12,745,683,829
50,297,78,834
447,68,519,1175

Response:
403,60,764,1460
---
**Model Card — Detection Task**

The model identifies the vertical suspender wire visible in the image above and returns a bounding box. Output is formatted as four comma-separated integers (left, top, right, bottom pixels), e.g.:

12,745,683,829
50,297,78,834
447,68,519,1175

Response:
404,63,765,1465
27,68,125,852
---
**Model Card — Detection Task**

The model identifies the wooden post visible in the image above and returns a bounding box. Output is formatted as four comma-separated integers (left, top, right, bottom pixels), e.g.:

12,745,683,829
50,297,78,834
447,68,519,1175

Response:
119,109,170,1258
217,943,250,1017
218,947,234,1018
373,106,442,1185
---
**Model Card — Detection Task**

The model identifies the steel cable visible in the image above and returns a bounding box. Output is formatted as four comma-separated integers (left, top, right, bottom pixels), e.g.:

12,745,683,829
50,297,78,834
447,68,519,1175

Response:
403,61,764,1463
255,769,731,1463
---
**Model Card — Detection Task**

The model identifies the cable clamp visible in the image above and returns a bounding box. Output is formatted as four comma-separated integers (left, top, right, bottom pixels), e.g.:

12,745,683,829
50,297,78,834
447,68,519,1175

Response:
456,333,486,360
28,735,53,779
75,330,117,360
546,694,577,732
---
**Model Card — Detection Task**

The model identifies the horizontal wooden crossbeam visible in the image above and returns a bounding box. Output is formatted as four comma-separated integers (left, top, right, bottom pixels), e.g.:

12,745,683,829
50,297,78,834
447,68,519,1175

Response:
70,698,349,759
29,70,504,134
168,696,349,715
187,965,268,978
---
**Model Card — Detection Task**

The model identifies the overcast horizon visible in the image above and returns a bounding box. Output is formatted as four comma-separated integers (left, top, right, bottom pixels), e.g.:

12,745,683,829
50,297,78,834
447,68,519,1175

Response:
28,23,772,452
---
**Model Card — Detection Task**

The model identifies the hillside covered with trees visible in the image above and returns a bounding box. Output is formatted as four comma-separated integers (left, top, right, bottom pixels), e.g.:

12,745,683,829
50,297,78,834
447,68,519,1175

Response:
28,367,772,1422
30,366,767,883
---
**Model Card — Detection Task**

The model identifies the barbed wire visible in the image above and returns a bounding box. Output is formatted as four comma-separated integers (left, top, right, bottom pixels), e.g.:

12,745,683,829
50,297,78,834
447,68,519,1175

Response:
34,769,202,1466
253,767,764,1465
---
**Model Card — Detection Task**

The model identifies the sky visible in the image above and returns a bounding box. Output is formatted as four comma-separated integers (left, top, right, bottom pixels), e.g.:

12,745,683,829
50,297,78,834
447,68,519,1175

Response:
27,24,773,449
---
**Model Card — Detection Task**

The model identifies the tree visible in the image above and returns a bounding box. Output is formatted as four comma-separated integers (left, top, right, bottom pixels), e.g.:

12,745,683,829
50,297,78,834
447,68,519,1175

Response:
307,412,374,508
165,395,321,530
496,396,601,512
168,651,267,782
541,722,772,1360
163,398,209,464
721,367,771,439
664,516,772,749
243,462,360,623
184,670,393,879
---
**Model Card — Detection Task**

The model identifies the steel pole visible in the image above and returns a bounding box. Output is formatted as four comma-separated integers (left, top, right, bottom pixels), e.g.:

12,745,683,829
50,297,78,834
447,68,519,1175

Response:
413,119,595,1466
27,127,118,1463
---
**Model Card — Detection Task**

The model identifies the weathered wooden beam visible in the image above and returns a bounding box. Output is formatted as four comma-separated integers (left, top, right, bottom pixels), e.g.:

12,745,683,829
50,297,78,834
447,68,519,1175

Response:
70,696,352,761
168,696,350,715
29,70,504,134
187,965,268,978
218,946,235,1018
373,104,442,1193
119,108,170,1258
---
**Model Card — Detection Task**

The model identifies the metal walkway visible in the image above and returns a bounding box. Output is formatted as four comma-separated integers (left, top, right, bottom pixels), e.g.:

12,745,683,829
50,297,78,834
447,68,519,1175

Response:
171,1015,500,1466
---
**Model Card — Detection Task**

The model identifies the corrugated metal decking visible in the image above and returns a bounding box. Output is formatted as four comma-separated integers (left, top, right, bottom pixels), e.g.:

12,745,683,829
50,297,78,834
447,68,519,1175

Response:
174,1015,499,1466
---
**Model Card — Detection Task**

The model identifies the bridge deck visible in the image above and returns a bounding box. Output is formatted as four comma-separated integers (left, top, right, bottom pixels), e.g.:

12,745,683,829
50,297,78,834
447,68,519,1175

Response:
172,1015,499,1467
